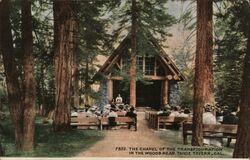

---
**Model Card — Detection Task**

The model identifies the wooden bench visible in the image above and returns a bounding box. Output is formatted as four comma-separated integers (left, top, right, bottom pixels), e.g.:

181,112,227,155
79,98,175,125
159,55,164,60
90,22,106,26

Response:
147,112,192,130
148,112,158,129
182,122,238,145
100,117,137,131
70,116,100,129
157,116,192,130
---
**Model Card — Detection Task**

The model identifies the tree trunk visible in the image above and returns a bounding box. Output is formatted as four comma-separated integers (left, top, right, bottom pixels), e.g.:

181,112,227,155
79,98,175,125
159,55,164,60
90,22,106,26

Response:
0,0,24,150
72,21,79,109
85,57,90,105
192,0,214,146
53,0,74,132
233,16,250,158
40,64,46,116
0,143,4,156
129,0,137,107
72,54,80,109
21,0,36,150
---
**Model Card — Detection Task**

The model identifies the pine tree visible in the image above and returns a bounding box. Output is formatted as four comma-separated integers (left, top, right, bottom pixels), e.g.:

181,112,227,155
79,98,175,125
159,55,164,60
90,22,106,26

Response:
108,0,176,107
32,0,54,116
214,1,249,110
233,2,250,157
192,0,214,146
21,0,36,150
73,0,111,106
0,0,23,150
53,0,74,132
0,0,36,150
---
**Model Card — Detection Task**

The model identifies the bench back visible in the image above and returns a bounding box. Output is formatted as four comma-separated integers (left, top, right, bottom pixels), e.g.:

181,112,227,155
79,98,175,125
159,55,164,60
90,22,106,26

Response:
158,116,192,123
183,122,237,134
100,117,135,123
71,116,99,125
116,117,135,123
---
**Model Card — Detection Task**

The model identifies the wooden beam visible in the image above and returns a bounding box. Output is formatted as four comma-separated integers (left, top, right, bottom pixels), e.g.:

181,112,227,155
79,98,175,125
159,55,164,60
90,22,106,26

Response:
107,79,113,103
162,80,169,106
115,62,121,70
142,55,145,75
160,56,179,77
173,74,180,80
154,58,157,76
120,57,123,70
144,75,167,80
104,54,120,73
108,75,175,81
110,76,124,80
166,75,173,80
155,56,168,74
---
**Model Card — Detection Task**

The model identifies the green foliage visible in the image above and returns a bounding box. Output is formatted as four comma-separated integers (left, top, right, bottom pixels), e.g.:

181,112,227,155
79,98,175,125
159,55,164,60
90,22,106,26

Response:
108,0,176,44
214,1,250,109
32,0,55,112
1,117,104,157
7,0,55,113
105,0,176,94
170,1,195,108
74,1,112,103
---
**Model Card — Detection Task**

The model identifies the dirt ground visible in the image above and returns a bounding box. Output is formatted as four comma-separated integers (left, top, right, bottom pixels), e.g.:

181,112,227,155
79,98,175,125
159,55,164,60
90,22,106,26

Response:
76,112,165,157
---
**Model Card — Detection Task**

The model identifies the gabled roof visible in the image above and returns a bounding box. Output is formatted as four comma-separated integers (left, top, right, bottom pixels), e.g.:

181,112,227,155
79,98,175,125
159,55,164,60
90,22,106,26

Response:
94,32,185,81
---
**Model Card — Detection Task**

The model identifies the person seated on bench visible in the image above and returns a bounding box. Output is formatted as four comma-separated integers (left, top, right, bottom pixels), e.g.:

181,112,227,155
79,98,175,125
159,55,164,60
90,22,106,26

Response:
170,106,180,117
108,108,118,129
125,106,137,130
117,105,127,117
216,108,224,123
84,104,91,112
203,103,222,147
87,106,98,117
222,108,239,147
178,108,191,117
158,104,171,115
71,107,78,117
169,106,182,130
115,94,124,105
103,104,111,117
158,108,171,116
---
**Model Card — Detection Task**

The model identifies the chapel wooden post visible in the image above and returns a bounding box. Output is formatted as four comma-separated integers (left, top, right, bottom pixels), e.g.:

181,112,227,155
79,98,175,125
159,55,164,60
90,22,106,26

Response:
107,79,113,103
162,79,169,106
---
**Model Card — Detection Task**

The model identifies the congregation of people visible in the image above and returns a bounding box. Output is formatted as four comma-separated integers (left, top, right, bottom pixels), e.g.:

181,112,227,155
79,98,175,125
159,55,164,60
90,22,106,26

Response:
157,105,191,118
154,102,239,147
202,103,239,147
71,94,137,119
71,94,239,147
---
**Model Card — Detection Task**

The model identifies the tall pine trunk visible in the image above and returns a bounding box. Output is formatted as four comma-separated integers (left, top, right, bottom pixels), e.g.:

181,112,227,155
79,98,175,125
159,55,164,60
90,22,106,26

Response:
192,0,214,146
0,143,3,156
53,0,74,132
0,2,4,155
129,0,137,107
84,56,90,105
233,15,250,158
21,0,36,150
0,0,24,150
72,21,79,109
40,64,46,116
72,53,80,108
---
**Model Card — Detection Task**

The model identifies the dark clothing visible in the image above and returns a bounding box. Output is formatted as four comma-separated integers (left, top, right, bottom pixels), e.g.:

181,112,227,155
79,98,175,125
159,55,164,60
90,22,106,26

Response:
125,111,137,118
108,117,117,127
158,111,170,116
222,114,238,125
125,111,137,131
222,113,238,147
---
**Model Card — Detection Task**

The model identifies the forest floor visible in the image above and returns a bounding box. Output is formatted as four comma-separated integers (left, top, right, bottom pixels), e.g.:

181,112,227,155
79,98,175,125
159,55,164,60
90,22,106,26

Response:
76,112,234,158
